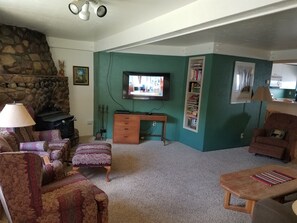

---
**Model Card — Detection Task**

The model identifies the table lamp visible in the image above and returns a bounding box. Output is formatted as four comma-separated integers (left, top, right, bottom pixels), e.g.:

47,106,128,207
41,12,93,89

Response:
0,103,36,128
252,86,272,128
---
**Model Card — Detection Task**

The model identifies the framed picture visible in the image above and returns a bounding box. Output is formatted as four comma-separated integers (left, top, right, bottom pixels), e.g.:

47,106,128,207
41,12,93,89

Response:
73,66,89,85
230,61,255,104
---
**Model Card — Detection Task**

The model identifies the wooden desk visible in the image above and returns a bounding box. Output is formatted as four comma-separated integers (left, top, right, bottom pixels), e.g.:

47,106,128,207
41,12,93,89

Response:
113,113,167,145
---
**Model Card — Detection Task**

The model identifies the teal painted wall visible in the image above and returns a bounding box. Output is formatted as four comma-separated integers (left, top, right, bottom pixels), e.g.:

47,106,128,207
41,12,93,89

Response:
93,52,188,141
179,54,213,150
203,54,273,151
93,52,273,151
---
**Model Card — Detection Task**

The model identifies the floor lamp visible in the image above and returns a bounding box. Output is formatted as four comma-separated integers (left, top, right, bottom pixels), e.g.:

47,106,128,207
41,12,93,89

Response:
252,86,273,128
0,103,35,128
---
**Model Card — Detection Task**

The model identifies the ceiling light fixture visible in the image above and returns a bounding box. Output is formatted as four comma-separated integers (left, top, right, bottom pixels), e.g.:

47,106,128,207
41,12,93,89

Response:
68,0,107,21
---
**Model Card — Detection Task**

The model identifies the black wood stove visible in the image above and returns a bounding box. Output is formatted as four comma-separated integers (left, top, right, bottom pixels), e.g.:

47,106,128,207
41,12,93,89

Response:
35,111,75,139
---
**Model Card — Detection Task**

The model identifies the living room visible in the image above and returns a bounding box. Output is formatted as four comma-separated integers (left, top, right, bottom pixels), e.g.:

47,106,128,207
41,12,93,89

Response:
1,1,297,222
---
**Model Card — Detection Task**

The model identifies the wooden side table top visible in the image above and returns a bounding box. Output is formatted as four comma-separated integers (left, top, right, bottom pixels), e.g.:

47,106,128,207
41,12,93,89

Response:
220,165,297,201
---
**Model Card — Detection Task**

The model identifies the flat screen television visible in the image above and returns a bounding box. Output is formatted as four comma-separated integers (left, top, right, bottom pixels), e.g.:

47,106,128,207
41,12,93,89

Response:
122,71,170,100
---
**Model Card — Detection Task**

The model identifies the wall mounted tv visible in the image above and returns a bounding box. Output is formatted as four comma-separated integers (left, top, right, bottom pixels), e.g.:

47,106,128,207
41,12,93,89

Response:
122,71,170,100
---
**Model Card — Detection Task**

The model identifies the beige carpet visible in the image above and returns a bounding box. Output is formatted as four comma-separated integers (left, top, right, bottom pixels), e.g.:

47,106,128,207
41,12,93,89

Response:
76,138,284,223
0,138,289,223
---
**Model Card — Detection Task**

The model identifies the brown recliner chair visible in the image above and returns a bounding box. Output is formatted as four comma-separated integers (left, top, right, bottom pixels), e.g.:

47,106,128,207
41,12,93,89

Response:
249,112,297,162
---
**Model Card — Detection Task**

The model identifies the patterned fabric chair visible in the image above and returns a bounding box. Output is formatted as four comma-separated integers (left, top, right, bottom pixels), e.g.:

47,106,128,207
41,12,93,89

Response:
0,129,63,161
6,127,70,162
0,152,108,223
0,105,71,162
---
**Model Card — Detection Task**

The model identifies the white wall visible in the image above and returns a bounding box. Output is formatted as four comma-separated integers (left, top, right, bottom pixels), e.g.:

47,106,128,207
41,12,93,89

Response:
48,37,95,136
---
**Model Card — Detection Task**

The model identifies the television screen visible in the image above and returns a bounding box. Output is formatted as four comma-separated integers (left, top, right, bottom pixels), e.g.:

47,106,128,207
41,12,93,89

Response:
122,71,170,100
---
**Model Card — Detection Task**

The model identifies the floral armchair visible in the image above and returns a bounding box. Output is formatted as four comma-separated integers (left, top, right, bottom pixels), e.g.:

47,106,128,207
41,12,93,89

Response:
10,126,71,162
0,104,71,163
0,152,108,223
0,129,63,162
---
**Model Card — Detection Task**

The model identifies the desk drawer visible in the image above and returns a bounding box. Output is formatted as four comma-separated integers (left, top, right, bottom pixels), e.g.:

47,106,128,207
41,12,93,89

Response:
113,133,139,144
114,114,139,122
113,114,140,144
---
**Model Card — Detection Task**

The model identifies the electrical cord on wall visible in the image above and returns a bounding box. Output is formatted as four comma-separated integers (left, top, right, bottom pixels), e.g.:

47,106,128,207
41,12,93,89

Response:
149,100,165,113
105,52,128,111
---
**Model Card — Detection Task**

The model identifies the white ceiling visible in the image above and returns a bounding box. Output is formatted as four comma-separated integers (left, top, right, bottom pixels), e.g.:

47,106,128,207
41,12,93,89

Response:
0,0,197,41
154,7,297,51
1,0,297,53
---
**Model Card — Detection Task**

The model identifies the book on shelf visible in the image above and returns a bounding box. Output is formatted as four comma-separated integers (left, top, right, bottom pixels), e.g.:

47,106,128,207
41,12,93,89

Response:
190,68,203,81
188,82,200,93
187,117,197,129
187,100,198,104
188,94,199,100
187,99,198,102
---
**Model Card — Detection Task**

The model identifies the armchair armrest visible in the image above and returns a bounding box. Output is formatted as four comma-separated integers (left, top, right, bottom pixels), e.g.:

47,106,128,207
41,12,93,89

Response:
34,129,63,141
40,180,98,221
252,198,297,223
251,128,266,143
42,160,65,185
20,141,49,152
286,132,297,160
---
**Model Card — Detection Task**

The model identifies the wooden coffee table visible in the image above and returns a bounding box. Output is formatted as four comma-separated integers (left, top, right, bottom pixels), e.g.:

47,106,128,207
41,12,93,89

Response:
220,165,297,214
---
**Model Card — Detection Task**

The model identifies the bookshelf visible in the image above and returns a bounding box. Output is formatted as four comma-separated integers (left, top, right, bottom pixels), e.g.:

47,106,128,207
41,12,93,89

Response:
183,56,205,132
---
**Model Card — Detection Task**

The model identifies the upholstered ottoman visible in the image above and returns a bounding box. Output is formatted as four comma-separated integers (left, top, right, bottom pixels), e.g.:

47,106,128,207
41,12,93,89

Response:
72,142,112,182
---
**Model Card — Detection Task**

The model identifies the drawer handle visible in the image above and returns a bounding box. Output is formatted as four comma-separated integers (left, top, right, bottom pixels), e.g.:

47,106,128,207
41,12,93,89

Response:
124,136,128,138
124,122,129,125
124,128,128,130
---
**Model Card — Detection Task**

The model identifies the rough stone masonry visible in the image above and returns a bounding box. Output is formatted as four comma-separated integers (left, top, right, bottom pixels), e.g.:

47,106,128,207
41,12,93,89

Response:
0,24,70,113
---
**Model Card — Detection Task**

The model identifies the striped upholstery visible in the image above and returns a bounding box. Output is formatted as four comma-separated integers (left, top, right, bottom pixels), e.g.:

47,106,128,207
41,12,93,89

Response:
72,143,112,167
0,152,109,223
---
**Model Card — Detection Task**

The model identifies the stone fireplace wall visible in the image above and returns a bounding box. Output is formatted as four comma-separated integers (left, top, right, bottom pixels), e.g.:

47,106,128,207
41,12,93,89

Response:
0,24,69,113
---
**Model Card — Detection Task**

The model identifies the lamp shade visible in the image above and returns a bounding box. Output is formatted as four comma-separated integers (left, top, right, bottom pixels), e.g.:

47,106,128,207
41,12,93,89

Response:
0,103,36,127
252,86,273,102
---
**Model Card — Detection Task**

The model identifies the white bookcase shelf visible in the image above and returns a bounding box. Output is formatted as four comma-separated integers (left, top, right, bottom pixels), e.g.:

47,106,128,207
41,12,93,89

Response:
183,56,205,132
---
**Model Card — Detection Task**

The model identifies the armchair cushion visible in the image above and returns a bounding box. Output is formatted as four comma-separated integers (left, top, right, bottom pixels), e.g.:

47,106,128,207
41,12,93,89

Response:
268,129,286,139
255,136,288,148
20,141,49,152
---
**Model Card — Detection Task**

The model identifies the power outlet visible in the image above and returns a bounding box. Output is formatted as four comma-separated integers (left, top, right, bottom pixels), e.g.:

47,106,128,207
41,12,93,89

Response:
152,121,157,126
240,133,244,139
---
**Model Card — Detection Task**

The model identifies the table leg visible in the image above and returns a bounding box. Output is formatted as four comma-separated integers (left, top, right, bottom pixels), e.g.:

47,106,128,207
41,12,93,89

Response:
104,166,111,182
223,191,255,214
162,121,166,145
